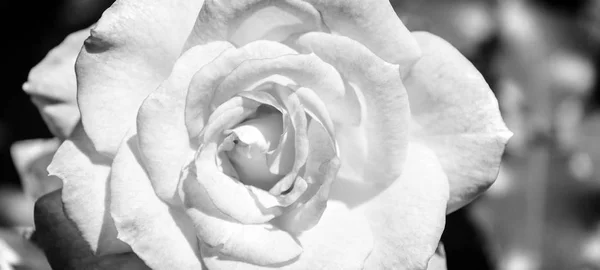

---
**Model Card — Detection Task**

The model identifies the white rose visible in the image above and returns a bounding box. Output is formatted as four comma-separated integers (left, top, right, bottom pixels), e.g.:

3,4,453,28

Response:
34,1,511,269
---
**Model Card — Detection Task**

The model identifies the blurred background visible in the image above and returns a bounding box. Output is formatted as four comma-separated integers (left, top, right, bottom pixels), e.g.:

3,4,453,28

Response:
2,0,600,269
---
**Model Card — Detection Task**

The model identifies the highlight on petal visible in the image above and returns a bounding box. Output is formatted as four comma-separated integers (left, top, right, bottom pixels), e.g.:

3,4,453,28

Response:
77,0,205,156
405,31,512,213
137,41,234,204
356,142,449,269
185,0,324,48
23,29,87,139
304,0,421,72
295,32,410,186
47,123,129,255
110,133,203,270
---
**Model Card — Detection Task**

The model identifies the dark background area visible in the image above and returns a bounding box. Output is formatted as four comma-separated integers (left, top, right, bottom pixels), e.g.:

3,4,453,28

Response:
1,0,113,189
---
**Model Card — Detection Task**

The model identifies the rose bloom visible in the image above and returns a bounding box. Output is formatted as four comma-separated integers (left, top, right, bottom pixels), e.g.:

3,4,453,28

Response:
33,0,511,269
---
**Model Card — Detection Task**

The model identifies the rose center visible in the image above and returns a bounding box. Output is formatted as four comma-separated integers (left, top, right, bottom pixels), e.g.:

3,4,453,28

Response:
225,110,287,190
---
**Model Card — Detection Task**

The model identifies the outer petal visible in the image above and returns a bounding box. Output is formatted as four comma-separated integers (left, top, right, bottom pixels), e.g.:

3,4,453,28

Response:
110,133,203,270
341,142,449,270
405,32,512,213
47,123,129,255
186,0,421,73
23,29,87,139
201,201,373,270
77,0,204,156
304,0,421,72
137,41,234,203
33,190,149,270
295,32,410,186
185,0,324,48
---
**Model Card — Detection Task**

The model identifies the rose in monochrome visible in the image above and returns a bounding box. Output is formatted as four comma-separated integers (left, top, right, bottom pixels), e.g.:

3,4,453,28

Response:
42,0,511,269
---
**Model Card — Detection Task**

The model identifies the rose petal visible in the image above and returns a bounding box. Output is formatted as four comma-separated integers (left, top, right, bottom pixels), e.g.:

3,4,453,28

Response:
267,86,309,196
180,163,303,266
77,0,204,156
295,32,410,186
23,29,86,139
273,120,339,234
137,41,234,204
110,133,203,270
355,142,449,269
191,142,283,224
405,32,512,213
185,0,323,48
185,41,297,139
212,52,360,125
236,90,296,175
304,0,421,73
201,201,373,269
47,124,129,255
33,190,149,270
188,97,296,223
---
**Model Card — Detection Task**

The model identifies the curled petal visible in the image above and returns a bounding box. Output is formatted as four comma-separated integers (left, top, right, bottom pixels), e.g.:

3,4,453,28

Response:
191,142,283,224
356,142,449,269
23,29,87,139
296,32,410,186
185,0,323,48
274,120,339,234
405,32,512,212
137,41,234,204
47,124,129,255
77,0,204,155
268,87,309,196
304,0,421,72
181,164,302,266
187,97,293,223
185,41,297,139
110,133,202,270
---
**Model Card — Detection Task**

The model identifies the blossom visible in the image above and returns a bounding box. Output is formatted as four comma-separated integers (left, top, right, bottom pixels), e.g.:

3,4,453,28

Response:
39,1,511,269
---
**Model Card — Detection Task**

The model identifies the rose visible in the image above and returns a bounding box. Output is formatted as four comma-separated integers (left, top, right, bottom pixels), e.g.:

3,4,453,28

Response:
35,0,512,269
